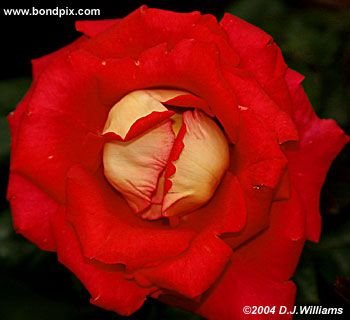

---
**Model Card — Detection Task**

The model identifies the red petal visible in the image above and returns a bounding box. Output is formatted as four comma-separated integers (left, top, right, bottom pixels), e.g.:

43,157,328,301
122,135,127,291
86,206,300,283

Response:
80,6,202,59
10,55,108,201
164,93,213,116
7,86,34,155
189,14,240,66
9,38,87,156
31,37,87,79
52,208,152,316
273,170,291,201
232,188,306,281
78,133,105,172
196,265,296,320
224,69,298,143
80,8,239,68
163,116,186,199
221,13,293,115
66,165,195,270
134,232,232,298
159,270,296,320
183,172,247,236
75,19,119,37
10,106,91,201
224,110,287,248
7,173,58,250
285,69,349,241
124,111,174,141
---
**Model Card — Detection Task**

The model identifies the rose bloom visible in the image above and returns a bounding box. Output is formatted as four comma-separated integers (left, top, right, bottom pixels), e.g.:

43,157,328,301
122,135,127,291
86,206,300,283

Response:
7,6,349,320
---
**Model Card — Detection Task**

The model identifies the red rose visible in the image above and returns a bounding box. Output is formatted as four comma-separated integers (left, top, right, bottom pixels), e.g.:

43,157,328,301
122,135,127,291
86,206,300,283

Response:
7,6,348,319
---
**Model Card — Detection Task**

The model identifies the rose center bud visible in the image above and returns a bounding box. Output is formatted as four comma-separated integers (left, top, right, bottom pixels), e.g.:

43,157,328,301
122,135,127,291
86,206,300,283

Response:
103,90,229,221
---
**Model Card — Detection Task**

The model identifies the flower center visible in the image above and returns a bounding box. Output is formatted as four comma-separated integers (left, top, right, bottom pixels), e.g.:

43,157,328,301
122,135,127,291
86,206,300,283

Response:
103,90,229,221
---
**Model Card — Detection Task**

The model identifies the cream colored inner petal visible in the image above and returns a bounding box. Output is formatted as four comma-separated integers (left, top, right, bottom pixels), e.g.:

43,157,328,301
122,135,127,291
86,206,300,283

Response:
103,89,230,220
103,120,175,213
162,110,230,217
103,90,169,139
145,89,190,103
171,113,183,136
141,172,166,220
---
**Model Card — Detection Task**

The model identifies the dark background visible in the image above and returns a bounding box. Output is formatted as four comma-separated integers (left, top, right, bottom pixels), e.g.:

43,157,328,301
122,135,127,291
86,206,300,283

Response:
0,0,349,319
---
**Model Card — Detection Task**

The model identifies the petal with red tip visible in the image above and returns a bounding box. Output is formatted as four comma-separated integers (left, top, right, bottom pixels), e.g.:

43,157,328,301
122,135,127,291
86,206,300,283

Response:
103,90,173,140
163,110,230,217
104,120,175,213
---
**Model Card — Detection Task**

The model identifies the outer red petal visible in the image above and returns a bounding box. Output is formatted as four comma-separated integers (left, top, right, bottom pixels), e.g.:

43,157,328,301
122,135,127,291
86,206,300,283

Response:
10,55,108,202
75,19,119,37
285,69,349,241
224,69,298,143
196,266,296,320
7,86,34,155
233,188,306,280
220,13,293,115
159,269,296,320
7,173,58,250
9,37,87,156
225,110,287,248
10,106,90,202
80,6,202,59
52,208,152,316
79,7,239,67
7,32,89,253
134,232,232,298
31,37,87,79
